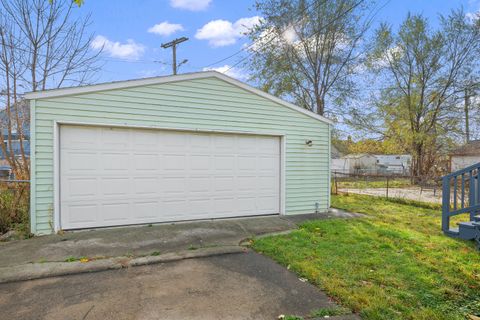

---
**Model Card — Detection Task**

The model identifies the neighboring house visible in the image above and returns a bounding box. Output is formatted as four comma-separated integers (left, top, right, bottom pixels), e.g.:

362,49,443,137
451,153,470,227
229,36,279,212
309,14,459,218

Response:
374,154,411,175
0,165,12,179
331,144,342,159
449,140,480,172
332,153,377,174
26,71,333,235
0,136,30,159
331,157,348,174
0,106,30,164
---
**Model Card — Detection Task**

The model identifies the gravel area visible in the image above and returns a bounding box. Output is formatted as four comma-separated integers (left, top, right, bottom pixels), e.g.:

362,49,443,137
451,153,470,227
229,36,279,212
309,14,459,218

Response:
340,187,442,204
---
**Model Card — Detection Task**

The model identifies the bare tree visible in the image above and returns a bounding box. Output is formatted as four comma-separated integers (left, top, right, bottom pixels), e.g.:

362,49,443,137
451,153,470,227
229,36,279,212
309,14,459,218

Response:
0,0,100,179
247,0,374,116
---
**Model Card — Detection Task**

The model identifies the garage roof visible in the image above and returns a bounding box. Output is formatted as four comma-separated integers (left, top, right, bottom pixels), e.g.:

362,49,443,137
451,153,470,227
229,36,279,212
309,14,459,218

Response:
24,71,333,125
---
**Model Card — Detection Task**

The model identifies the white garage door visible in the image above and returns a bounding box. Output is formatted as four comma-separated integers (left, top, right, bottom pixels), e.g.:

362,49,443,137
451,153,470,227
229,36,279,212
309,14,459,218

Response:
59,125,281,230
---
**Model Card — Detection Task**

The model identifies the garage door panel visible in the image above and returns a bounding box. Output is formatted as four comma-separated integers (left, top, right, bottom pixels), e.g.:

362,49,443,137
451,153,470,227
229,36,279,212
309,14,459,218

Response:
190,135,211,151
162,176,187,195
237,197,256,213
61,126,99,150
60,125,280,230
190,155,211,171
133,177,159,195
100,202,130,223
132,131,157,151
214,176,235,192
133,201,159,220
133,153,159,171
65,178,98,198
188,176,211,193
162,199,188,217
101,178,130,196
238,156,256,170
257,196,278,212
63,203,98,226
214,155,235,171
101,153,129,171
163,154,186,171
62,151,98,172
259,176,278,191
160,132,187,151
101,129,130,149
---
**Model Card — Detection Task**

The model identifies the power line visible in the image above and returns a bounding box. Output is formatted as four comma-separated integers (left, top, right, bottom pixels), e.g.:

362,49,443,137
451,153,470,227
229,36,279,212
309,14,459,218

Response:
99,57,163,64
0,34,163,65
201,0,332,70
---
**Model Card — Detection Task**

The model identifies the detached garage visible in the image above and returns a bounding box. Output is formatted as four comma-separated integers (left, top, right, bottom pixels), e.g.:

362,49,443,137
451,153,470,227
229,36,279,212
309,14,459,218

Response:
26,71,332,235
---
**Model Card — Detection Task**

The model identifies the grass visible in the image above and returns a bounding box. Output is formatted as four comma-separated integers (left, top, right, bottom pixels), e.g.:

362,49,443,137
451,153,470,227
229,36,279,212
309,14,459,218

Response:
252,194,480,320
282,306,351,319
310,306,351,317
336,177,413,189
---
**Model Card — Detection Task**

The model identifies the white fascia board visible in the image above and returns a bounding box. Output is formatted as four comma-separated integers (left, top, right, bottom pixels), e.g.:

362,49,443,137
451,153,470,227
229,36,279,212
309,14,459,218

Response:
24,71,333,125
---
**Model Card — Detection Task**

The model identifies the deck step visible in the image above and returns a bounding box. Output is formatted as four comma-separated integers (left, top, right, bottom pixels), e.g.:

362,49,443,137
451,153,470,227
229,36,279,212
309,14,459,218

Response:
444,228,460,237
457,222,479,240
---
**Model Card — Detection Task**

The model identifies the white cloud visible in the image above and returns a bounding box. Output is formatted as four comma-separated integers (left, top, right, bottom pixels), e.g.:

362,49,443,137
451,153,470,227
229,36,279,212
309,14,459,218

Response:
195,16,262,47
91,35,145,59
234,16,262,35
170,0,211,11
249,25,299,53
373,46,402,69
203,64,248,80
148,21,184,36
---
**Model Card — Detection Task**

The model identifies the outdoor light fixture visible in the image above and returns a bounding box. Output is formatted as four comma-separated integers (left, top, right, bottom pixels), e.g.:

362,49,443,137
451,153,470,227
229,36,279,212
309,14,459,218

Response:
305,140,313,146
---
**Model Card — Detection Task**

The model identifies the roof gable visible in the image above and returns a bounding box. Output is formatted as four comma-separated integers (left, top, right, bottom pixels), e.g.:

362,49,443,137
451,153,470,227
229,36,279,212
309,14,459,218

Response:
25,71,332,125
451,140,480,156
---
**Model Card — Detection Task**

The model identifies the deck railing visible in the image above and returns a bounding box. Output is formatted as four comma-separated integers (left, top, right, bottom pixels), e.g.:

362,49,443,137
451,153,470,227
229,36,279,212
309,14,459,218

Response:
442,162,480,235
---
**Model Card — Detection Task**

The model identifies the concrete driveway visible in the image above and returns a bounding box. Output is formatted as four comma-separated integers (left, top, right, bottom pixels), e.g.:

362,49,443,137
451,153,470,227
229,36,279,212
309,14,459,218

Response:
0,251,358,320
0,210,362,283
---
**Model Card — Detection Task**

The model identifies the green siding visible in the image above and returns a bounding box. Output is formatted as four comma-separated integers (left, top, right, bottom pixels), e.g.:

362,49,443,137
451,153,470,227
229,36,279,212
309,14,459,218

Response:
31,76,330,235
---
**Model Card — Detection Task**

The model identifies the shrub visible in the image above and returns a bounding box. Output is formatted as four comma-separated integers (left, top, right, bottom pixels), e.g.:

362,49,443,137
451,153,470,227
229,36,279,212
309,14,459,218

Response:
0,183,30,237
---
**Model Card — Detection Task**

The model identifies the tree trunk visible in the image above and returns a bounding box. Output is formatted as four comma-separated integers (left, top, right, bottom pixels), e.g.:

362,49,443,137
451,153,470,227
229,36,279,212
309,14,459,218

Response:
465,87,470,143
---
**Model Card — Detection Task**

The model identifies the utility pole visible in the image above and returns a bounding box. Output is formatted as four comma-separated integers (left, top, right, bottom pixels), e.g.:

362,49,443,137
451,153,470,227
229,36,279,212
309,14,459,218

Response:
161,37,188,75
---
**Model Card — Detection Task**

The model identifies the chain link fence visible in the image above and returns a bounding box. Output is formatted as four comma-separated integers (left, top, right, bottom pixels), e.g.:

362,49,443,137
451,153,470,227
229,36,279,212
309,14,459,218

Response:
332,171,442,203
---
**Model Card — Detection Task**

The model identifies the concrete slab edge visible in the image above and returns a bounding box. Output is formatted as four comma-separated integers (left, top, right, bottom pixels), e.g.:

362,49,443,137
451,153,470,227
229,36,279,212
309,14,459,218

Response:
0,245,246,284
238,229,296,246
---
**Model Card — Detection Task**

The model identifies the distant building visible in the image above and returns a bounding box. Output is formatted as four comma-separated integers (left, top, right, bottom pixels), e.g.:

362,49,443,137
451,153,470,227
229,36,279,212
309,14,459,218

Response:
450,140,480,172
374,154,411,175
331,144,343,159
332,153,412,175
332,153,377,174
0,135,30,159
0,105,30,161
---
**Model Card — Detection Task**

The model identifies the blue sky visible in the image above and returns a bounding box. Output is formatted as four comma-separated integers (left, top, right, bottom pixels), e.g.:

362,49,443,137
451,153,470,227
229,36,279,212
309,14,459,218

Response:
76,0,480,84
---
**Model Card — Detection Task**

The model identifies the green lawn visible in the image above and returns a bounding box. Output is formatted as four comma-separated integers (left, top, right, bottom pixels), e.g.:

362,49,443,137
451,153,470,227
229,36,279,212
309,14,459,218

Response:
252,194,480,320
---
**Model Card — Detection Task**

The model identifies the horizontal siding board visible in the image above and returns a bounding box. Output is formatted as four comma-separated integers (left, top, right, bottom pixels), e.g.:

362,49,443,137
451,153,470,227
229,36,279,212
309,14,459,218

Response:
32,76,330,234
35,101,327,133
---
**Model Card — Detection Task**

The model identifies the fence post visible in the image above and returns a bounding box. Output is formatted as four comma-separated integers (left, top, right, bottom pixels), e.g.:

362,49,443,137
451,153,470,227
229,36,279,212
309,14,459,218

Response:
334,172,338,195
442,176,451,232
470,172,476,222
386,175,389,199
